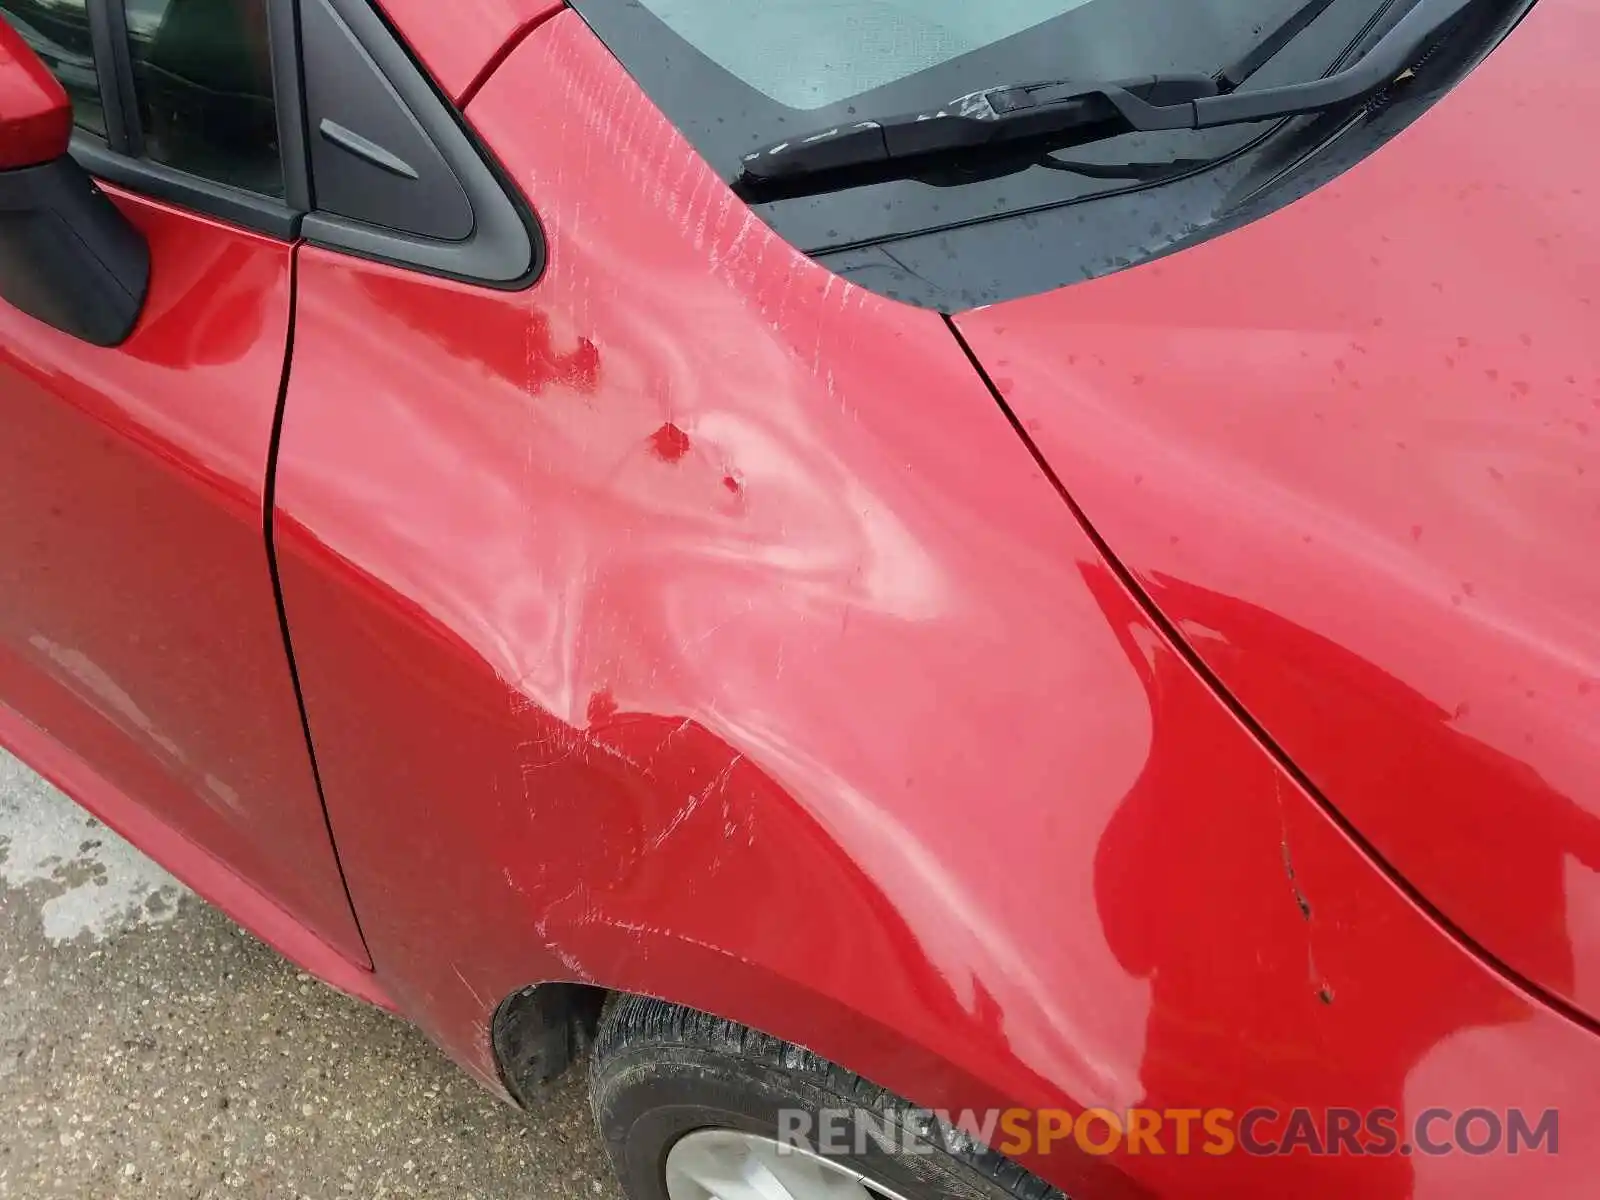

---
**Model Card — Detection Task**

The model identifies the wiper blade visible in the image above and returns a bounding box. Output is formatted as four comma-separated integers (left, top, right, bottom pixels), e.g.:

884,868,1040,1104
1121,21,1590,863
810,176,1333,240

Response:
735,0,1473,198
1217,0,1341,91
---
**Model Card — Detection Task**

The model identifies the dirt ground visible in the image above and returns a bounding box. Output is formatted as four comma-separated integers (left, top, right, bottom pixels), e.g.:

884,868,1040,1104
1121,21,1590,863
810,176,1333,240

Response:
0,752,624,1199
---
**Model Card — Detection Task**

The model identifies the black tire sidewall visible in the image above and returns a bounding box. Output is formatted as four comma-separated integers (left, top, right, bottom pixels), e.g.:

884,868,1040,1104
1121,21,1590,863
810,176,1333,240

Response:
594,1044,1014,1200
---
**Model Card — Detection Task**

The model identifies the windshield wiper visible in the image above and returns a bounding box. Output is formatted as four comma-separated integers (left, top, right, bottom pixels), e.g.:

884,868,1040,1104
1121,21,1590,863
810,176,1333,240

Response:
735,0,1473,198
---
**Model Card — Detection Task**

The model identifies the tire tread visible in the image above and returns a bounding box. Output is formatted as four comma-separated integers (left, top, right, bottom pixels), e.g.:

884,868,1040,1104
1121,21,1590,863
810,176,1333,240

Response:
591,994,1067,1200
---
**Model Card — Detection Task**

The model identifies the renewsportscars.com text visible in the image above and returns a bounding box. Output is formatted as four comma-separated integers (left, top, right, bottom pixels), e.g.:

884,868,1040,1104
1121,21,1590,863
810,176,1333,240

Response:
776,1105,1560,1159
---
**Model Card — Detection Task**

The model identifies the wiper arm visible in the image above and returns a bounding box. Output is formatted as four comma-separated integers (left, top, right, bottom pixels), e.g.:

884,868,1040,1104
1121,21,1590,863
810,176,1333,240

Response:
735,0,1473,198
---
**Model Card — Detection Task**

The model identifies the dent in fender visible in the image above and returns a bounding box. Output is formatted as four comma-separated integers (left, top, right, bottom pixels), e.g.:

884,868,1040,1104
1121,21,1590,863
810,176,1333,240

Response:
272,13,1600,1198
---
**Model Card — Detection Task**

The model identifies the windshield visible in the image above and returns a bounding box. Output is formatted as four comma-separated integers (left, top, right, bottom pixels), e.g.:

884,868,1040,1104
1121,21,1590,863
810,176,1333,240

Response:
631,1,1098,110
569,0,1489,306
575,0,1347,185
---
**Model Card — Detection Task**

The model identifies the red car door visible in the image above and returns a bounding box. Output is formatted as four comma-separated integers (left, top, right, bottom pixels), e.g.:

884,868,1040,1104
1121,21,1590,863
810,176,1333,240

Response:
0,0,366,965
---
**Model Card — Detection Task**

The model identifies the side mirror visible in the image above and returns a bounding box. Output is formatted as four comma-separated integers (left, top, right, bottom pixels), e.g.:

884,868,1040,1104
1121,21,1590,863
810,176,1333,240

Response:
0,20,148,346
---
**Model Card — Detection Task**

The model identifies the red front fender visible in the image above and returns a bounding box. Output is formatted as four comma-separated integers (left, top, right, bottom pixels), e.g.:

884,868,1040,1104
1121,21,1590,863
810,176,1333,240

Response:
271,13,1600,1197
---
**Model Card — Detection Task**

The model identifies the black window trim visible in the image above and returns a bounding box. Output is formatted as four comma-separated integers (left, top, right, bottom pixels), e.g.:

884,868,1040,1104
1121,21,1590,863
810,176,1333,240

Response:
44,0,542,287
296,0,542,289
72,134,302,237
85,0,133,152
266,0,312,212
64,0,304,237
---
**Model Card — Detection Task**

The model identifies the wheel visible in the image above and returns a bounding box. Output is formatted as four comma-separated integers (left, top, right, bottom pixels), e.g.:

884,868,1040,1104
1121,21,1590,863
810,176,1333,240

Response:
589,995,1064,1200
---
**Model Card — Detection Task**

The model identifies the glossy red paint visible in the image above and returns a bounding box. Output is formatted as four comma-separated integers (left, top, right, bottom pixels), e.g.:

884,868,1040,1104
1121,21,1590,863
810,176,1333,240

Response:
0,189,369,968
956,0,1600,1032
0,691,393,1009
0,18,70,169
268,12,1600,1197
372,0,562,102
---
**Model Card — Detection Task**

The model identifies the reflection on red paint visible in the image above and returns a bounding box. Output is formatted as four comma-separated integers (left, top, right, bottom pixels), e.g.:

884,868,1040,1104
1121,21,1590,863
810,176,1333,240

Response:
265,12,1600,1198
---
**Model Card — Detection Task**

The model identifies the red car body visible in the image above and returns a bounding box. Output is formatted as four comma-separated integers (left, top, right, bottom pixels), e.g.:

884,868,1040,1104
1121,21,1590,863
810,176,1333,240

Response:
0,1,1594,1197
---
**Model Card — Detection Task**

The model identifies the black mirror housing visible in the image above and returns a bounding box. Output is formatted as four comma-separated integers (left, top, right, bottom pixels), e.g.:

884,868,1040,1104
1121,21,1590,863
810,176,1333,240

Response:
0,156,150,347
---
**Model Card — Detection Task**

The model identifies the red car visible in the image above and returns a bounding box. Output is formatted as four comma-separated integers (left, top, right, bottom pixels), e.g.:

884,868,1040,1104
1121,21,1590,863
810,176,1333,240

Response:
0,0,1593,1196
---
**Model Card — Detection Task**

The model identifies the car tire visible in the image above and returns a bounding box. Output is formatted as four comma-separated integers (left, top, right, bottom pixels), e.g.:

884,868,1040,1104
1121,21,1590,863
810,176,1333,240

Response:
589,994,1064,1200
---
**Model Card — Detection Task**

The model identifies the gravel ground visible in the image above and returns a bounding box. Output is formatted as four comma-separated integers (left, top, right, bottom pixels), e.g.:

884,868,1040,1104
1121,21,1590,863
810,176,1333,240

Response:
0,753,624,1200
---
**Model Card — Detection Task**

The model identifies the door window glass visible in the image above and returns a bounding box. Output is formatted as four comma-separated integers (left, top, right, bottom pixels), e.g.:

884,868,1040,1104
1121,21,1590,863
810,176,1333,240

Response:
124,0,282,195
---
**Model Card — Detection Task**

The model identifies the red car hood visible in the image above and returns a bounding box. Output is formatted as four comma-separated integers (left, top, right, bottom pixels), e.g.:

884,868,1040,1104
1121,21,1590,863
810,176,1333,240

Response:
957,0,1600,1023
